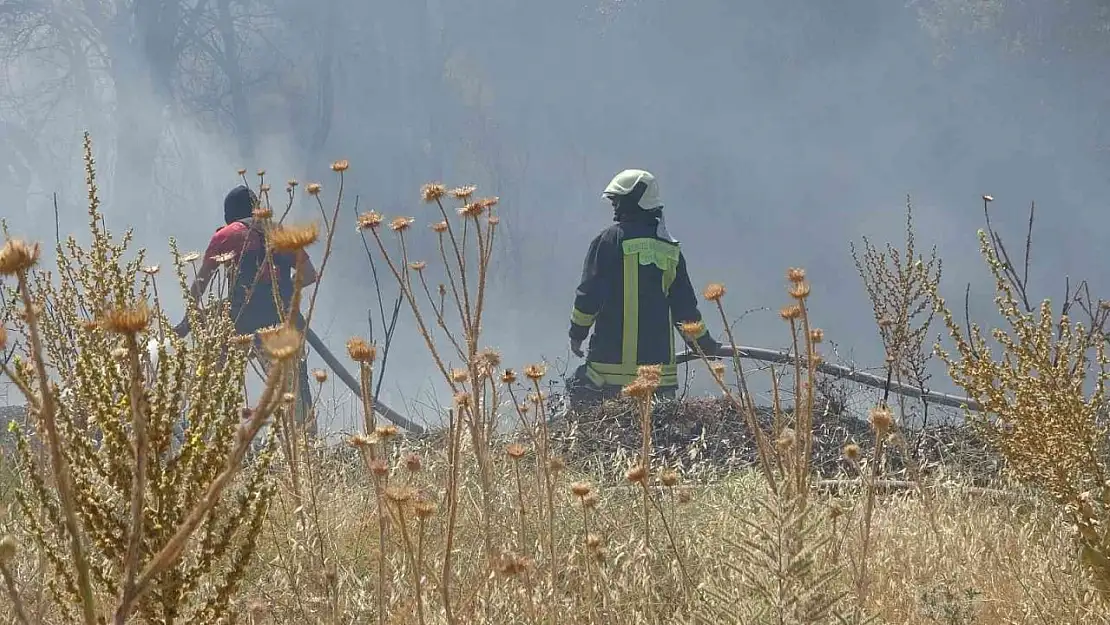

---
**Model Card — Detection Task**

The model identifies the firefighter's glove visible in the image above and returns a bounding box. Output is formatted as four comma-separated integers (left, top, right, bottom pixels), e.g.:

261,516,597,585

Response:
570,338,585,358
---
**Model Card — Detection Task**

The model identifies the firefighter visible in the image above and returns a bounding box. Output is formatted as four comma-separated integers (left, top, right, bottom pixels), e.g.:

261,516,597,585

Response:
566,168,723,408
174,184,317,430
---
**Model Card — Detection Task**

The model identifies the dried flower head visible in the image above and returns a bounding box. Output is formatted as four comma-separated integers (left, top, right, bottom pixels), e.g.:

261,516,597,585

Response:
140,265,160,275
501,369,517,384
775,428,796,452
625,465,648,483
810,328,824,343
869,405,894,435
679,320,705,338
348,434,372,449
287,179,298,188
271,222,319,252
787,267,806,283
703,283,726,302
181,251,201,263
421,183,447,203
100,302,151,335
261,326,302,361
506,443,527,460
357,211,384,230
212,251,236,264
431,221,449,233
622,380,655,399
390,216,415,232
660,471,679,487
677,488,693,504
709,361,726,380
454,392,472,409
488,215,501,226
385,486,412,504
259,183,271,193
450,185,477,200
369,458,389,476
450,368,470,384
403,453,423,472
571,481,593,498
346,337,376,362
409,261,427,271
583,492,600,509
414,500,437,519
231,334,254,347
110,347,128,361
257,169,266,177
524,364,546,381
458,202,484,218
548,456,566,473
780,305,802,321
253,206,273,220
306,183,322,196
477,197,499,210
0,239,40,275
331,159,349,172
281,392,296,405
375,424,399,440
844,443,861,461
789,281,811,299
236,168,247,176
312,369,328,384
479,348,502,369
586,534,602,549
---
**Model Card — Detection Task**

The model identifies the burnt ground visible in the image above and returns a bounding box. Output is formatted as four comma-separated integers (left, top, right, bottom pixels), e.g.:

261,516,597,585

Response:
546,395,1004,485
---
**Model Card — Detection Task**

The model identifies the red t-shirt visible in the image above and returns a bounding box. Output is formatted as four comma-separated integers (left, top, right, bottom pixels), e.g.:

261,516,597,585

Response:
204,221,306,283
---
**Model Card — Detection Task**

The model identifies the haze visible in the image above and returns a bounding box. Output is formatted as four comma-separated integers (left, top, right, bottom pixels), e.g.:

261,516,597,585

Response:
2,0,1107,432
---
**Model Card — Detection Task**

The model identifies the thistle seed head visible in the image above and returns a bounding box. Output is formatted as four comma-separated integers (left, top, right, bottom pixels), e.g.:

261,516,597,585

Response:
780,305,802,321
261,326,302,361
450,368,470,384
330,159,349,172
789,281,811,300
810,328,824,343
0,239,40,275
140,265,160,275
501,369,517,384
660,471,679,487
100,302,151,335
346,337,376,362
678,320,704,338
450,185,476,200
421,183,446,203
312,369,328,383
374,424,399,440
390,216,415,232
270,223,319,252
523,364,546,381
625,465,647,483
458,202,484,218
869,406,894,435
369,458,389,476
431,221,448,233
409,261,427,271
357,211,384,231
403,453,423,472
306,183,322,196
787,267,806,283
703,283,726,302
506,443,526,460
844,443,861,461
253,206,273,220
583,492,600,509
571,481,592,497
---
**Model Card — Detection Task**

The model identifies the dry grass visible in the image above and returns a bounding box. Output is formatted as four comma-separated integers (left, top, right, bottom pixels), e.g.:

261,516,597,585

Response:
1,144,1109,624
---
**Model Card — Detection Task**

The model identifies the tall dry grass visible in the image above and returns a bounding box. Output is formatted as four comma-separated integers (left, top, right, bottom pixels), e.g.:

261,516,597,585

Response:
1,144,1108,624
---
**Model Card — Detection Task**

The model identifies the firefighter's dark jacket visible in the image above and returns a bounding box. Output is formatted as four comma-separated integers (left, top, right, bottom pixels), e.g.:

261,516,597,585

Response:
568,219,719,389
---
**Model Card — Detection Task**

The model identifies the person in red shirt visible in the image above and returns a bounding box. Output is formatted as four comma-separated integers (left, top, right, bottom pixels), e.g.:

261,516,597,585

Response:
175,184,318,430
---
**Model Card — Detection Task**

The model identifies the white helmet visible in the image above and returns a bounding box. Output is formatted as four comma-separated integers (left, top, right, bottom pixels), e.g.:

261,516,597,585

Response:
602,169,663,210
602,168,676,242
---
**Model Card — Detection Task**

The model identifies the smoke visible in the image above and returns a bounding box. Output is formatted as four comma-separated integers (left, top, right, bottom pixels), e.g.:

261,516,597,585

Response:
3,0,1109,431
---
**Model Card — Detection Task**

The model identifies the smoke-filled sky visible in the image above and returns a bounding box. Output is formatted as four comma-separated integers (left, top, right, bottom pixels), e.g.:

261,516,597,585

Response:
2,0,1109,432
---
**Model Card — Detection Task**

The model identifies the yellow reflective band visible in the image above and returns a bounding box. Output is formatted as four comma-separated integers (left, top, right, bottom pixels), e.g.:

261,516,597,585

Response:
571,307,596,327
622,252,639,367
622,238,680,273
585,361,679,388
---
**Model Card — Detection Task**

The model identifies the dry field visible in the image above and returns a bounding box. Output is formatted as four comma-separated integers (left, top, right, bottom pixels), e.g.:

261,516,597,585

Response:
1,136,1109,624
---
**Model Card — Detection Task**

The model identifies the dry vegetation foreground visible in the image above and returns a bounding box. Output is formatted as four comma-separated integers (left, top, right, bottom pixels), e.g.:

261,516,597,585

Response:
2,143,1110,624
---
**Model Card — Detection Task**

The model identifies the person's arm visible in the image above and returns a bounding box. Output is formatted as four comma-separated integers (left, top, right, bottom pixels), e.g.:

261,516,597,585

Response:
176,232,230,337
668,251,721,354
568,231,617,352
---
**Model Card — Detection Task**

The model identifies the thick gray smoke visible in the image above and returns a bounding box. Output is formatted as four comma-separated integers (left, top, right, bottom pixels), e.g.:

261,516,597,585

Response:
2,1,1108,431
